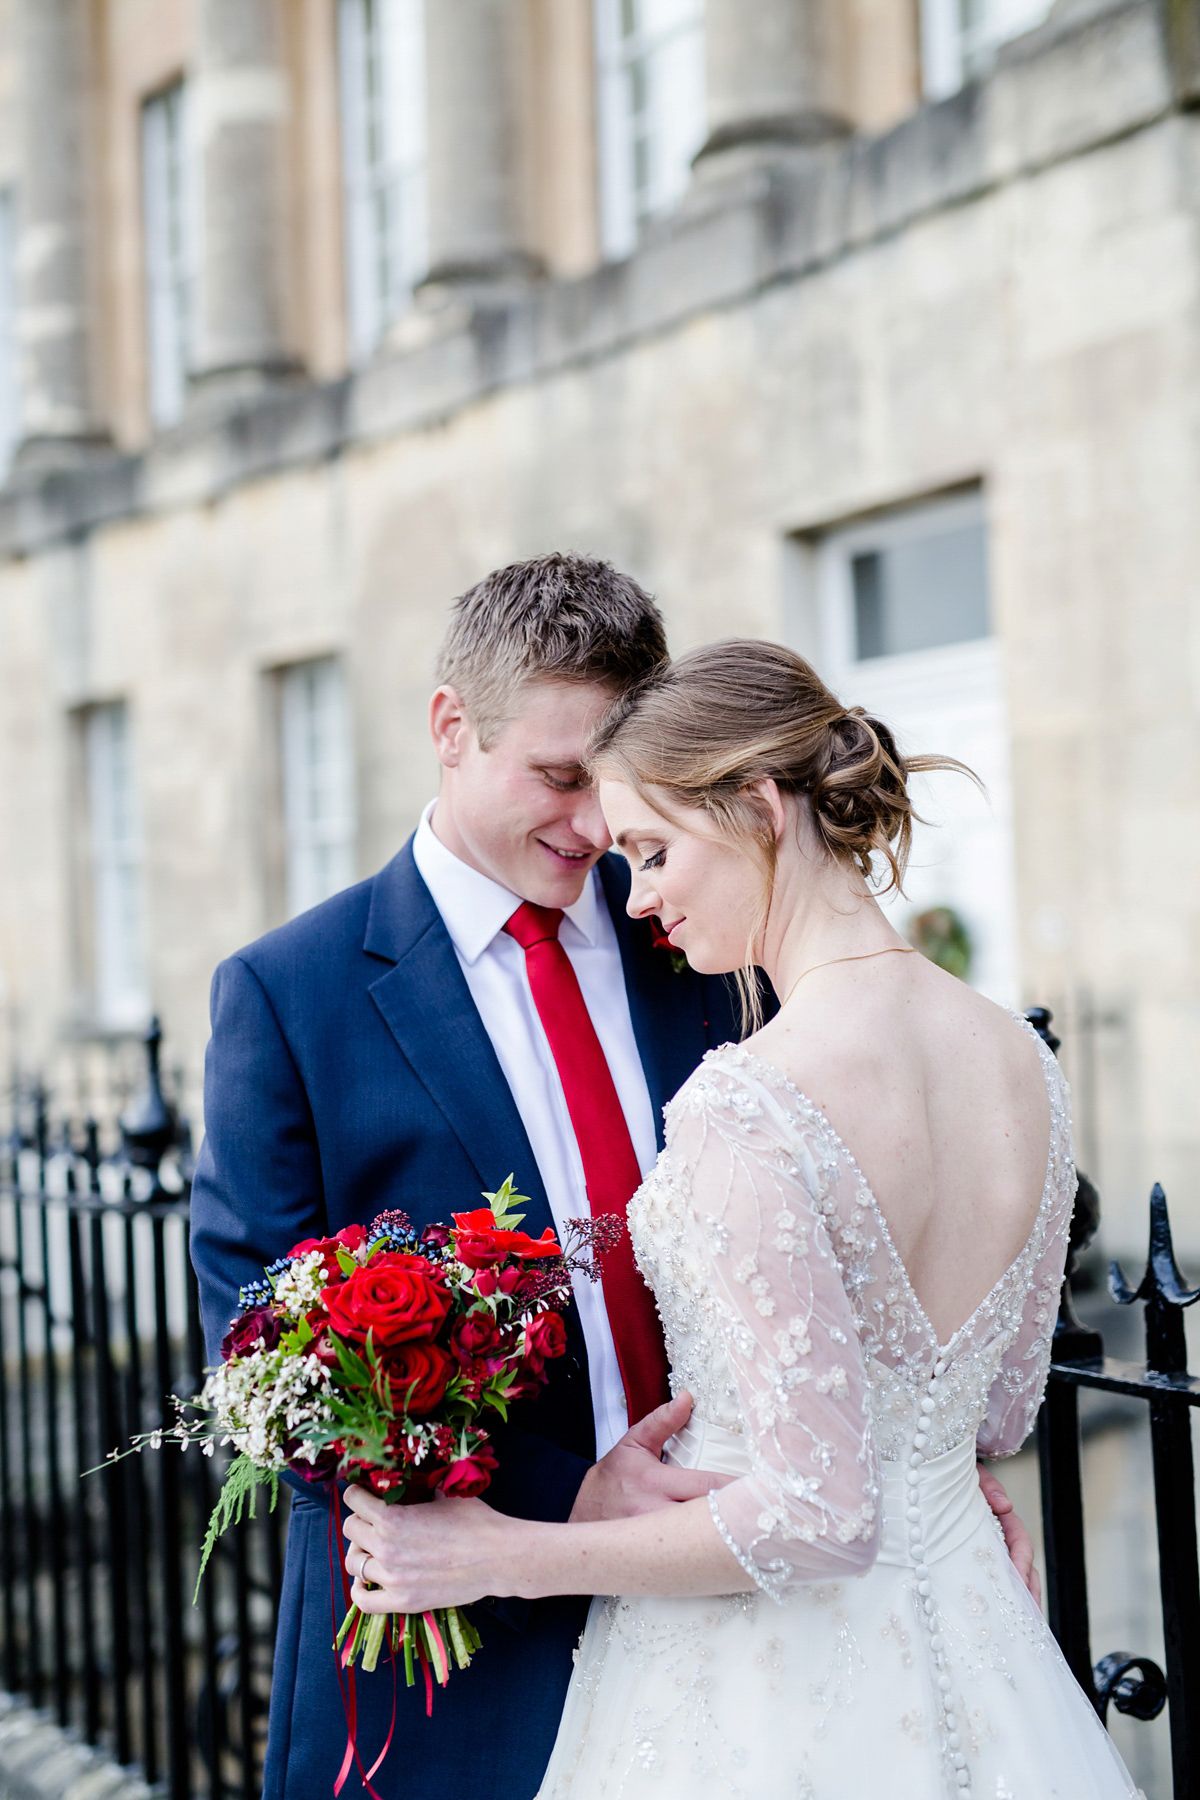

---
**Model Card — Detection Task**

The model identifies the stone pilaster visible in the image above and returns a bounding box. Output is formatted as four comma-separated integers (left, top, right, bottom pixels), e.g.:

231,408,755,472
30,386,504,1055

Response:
189,0,298,399
14,0,106,468
696,0,849,168
421,0,540,293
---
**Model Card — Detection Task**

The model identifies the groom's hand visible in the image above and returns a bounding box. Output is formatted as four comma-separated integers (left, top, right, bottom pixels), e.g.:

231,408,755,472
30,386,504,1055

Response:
569,1391,733,1524
977,1463,1041,1607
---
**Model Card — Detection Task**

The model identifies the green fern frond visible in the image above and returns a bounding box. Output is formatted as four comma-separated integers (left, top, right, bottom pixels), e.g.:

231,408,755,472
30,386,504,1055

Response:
193,1454,278,1602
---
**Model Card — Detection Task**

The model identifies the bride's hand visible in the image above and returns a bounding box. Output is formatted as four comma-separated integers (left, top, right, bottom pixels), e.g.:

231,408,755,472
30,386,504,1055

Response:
342,1484,518,1612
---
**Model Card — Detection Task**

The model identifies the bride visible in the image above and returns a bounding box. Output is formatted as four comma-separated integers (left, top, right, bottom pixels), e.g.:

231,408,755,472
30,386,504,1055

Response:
342,641,1138,1799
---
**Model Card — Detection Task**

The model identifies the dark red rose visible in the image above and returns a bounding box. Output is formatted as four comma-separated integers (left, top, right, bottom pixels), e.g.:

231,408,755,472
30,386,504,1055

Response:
451,1310,501,1367
287,1222,369,1283
324,1252,451,1347
221,1306,282,1361
420,1222,452,1251
287,1444,340,1483
524,1310,568,1364
306,1318,341,1368
436,1447,498,1498
383,1341,453,1415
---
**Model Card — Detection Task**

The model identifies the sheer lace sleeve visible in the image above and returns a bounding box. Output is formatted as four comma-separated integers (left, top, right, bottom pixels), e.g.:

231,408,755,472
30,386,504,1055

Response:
667,1067,881,1602
976,1045,1076,1458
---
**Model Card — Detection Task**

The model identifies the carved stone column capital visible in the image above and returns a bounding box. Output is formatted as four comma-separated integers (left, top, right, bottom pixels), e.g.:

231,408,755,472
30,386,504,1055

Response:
13,0,108,469
188,0,300,401
695,0,851,172
420,0,541,299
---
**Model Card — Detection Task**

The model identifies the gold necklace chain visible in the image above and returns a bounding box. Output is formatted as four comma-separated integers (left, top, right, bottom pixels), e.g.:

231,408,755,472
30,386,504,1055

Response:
781,944,919,1007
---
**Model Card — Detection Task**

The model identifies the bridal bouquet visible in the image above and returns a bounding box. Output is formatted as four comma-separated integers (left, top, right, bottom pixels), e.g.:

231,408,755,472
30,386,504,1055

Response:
98,1179,617,1704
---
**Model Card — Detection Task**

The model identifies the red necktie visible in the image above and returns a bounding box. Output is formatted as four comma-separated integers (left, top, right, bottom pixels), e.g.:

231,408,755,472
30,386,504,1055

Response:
504,901,671,1427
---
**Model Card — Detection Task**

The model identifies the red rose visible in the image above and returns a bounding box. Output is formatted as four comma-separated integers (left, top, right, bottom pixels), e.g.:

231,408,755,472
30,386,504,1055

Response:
451,1208,560,1267
420,1222,452,1250
324,1252,451,1347
221,1306,282,1361
436,1447,498,1498
451,1310,501,1367
383,1341,453,1415
523,1310,567,1365
288,1222,369,1283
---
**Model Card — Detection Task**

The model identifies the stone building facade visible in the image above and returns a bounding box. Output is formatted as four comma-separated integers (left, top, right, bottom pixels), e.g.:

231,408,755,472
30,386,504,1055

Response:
0,0,1196,1256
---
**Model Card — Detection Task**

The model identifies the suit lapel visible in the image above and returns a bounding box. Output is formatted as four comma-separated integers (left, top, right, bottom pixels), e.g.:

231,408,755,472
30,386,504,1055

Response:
363,845,556,1239
597,853,709,1150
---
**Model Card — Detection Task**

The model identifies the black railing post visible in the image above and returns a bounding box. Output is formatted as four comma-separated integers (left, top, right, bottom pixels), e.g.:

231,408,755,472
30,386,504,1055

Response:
1113,1183,1200,1797
1037,1380,1097,1704
153,1207,190,1800
38,1114,70,1730
91,1203,132,1766
67,1179,100,1744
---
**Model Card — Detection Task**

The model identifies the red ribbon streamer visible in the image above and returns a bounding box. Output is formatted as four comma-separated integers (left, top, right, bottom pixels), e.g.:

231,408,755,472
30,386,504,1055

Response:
328,1495,396,1798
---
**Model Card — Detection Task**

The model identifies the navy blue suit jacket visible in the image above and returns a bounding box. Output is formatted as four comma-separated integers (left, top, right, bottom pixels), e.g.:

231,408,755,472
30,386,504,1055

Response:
189,842,746,1800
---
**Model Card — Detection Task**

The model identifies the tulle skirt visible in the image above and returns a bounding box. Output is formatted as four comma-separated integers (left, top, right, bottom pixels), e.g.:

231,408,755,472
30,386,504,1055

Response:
537,1424,1139,1800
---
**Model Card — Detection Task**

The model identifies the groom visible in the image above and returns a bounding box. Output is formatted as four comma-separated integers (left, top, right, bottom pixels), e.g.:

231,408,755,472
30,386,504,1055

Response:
190,554,750,1800
190,552,1031,1800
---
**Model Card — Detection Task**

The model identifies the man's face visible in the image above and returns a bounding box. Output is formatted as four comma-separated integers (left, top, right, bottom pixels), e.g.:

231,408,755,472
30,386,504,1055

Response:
428,679,617,907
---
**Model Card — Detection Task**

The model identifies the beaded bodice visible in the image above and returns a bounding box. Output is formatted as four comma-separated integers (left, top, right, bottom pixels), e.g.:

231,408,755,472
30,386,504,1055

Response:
627,1017,1074,1601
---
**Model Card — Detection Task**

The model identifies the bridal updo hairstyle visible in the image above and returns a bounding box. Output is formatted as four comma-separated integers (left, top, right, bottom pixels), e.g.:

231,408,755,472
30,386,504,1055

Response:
588,639,974,1024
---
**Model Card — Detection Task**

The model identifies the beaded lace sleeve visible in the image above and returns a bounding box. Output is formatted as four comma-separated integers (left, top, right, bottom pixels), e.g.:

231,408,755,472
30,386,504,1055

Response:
669,1067,881,1602
975,1045,1076,1458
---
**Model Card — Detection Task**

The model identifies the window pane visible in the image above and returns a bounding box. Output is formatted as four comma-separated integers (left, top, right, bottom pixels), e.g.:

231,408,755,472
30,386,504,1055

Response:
853,522,989,659
596,0,705,259
920,0,1052,96
85,703,149,1029
339,0,428,361
280,659,357,917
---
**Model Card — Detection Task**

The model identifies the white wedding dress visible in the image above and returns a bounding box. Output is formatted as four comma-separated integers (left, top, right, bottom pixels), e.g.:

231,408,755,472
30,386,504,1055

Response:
538,1019,1139,1800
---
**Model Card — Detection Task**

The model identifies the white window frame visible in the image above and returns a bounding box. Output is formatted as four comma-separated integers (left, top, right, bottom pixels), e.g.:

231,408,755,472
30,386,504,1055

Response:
0,191,20,474
85,702,150,1031
920,0,1054,99
280,658,357,919
338,0,428,361
793,491,1019,1004
141,80,193,427
595,0,706,261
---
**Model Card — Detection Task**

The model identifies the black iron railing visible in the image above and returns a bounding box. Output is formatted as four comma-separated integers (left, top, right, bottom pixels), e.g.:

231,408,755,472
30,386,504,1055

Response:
1030,1005,1198,1800
2,1007,1197,1797
0,1022,286,1798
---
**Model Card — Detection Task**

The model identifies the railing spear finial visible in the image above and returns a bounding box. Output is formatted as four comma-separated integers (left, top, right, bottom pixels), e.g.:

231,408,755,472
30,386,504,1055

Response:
1110,1184,1200,1375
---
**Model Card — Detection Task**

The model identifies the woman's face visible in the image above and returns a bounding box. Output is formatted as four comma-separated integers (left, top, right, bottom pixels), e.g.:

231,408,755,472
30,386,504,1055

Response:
598,778,767,975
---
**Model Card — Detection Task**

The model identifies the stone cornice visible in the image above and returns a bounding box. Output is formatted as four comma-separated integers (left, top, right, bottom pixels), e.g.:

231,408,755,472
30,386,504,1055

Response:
0,0,1178,561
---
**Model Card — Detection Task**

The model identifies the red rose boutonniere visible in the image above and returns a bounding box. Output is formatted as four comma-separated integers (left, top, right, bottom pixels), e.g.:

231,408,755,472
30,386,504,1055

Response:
650,917,688,975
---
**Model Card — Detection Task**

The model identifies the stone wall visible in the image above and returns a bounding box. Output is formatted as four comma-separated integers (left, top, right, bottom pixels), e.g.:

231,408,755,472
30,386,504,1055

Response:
0,0,1196,1254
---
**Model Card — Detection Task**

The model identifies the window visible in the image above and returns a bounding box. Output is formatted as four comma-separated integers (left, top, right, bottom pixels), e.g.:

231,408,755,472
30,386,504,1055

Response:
141,81,192,426
595,0,706,260
338,0,428,360
795,490,1018,1004
0,191,20,474
920,0,1053,99
280,659,357,918
84,703,150,1030
850,515,990,660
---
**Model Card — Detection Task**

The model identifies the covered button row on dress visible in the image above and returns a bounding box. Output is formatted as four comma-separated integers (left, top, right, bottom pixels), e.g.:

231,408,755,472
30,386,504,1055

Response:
908,1354,970,1794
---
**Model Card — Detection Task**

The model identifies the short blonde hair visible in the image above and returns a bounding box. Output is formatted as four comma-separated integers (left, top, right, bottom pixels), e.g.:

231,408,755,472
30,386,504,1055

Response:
435,553,668,748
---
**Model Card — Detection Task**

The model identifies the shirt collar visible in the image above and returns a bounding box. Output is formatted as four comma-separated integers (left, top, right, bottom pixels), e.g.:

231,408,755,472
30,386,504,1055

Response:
412,801,602,965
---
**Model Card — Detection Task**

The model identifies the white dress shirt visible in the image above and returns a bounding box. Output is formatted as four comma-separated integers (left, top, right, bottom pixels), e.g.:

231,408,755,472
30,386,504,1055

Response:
411,803,660,1458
